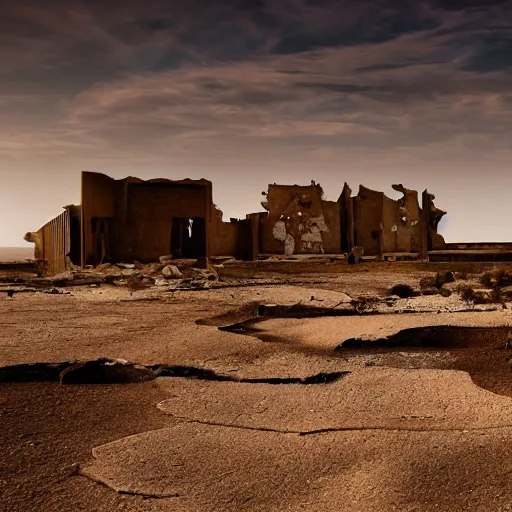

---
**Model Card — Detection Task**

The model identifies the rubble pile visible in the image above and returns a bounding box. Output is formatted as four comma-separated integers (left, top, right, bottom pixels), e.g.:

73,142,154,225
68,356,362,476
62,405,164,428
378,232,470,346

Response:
0,257,240,294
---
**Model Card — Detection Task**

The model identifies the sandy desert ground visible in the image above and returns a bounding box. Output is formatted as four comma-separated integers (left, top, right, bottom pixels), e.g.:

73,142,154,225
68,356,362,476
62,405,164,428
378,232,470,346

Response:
0,247,34,262
3,260,512,511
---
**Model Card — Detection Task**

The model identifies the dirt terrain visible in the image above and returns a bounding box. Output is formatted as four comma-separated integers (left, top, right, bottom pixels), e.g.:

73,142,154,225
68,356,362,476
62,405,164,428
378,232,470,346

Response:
0,247,33,262
3,261,512,511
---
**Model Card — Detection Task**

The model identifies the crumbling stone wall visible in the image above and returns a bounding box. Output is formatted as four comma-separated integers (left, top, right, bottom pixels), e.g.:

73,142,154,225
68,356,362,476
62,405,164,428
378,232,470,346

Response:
81,172,214,265
259,182,340,255
353,186,384,257
380,185,422,254
209,206,255,260
23,232,42,259
33,172,447,269
349,184,445,257
81,172,119,266
422,190,446,251
339,183,354,253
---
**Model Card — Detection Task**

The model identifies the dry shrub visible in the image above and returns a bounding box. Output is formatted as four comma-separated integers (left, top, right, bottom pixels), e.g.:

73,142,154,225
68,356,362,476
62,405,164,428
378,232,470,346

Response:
389,284,417,299
419,276,437,290
459,285,475,303
457,283,503,304
480,268,512,289
420,271,455,291
435,271,455,288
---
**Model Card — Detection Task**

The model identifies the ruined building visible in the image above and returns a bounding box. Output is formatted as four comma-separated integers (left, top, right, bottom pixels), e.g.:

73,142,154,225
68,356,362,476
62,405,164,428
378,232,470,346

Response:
26,171,447,274
256,180,446,259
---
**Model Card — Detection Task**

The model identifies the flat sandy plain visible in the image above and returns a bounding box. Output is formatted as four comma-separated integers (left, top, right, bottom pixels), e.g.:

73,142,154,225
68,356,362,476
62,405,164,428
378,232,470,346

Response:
0,247,33,261
3,258,512,511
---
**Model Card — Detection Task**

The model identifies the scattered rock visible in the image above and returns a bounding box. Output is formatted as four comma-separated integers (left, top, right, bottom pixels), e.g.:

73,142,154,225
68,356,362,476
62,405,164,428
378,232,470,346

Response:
162,265,182,278
50,271,74,282
159,255,173,263
42,287,62,294
178,279,210,290
121,269,139,277
192,268,217,281
95,263,113,272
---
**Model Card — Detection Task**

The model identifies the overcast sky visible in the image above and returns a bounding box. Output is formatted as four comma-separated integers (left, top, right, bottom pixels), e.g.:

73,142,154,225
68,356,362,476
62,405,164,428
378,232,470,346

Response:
1,0,511,246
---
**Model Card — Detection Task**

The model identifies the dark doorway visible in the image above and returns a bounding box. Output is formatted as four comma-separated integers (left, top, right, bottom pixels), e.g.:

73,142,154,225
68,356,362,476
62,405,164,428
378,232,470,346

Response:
91,217,110,265
67,207,81,265
171,217,206,258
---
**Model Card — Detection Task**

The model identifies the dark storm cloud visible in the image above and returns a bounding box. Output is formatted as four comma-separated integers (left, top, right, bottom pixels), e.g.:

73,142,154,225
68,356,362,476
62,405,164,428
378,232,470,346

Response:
462,33,512,72
271,5,441,55
3,0,512,248
1,0,510,72
0,0,511,158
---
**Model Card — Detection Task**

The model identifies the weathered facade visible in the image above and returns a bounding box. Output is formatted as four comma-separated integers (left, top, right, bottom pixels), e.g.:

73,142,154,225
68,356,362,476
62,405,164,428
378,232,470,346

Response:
257,181,341,255
24,205,80,275
346,183,442,257
80,172,257,266
81,172,211,265
27,172,447,273
252,181,445,259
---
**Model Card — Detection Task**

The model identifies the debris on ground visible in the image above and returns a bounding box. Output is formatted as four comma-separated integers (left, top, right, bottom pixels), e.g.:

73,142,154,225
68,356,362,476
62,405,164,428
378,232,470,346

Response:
1,257,230,293
41,287,71,295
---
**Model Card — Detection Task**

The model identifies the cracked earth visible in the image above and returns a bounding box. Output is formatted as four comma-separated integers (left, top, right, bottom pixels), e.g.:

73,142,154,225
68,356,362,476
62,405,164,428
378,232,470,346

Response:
3,265,512,511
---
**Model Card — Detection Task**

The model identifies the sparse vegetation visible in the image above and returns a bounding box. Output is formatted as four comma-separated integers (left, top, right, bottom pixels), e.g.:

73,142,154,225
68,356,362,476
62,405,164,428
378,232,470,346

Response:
481,268,512,289
389,283,418,299
439,288,452,297
419,276,437,290
435,271,455,288
419,271,456,296
459,285,476,303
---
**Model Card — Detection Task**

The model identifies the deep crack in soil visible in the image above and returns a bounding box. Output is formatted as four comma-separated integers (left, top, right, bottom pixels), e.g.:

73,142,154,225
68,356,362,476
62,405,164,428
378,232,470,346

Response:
0,358,349,385
338,326,512,397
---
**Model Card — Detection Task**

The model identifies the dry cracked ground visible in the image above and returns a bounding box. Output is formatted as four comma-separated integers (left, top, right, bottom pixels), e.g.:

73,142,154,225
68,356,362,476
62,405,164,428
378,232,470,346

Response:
3,262,512,511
